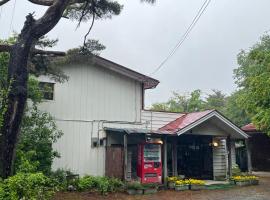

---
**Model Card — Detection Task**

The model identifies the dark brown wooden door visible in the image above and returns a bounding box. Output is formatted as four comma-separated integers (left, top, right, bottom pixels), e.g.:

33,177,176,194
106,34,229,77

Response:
105,146,124,179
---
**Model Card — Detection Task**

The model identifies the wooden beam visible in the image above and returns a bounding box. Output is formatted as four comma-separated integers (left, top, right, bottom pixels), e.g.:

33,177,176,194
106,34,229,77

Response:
123,134,128,181
245,139,252,173
227,136,232,178
172,141,178,176
163,137,168,185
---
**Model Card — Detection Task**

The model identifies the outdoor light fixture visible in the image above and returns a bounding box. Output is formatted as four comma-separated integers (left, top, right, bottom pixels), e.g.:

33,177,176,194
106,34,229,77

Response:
212,141,219,147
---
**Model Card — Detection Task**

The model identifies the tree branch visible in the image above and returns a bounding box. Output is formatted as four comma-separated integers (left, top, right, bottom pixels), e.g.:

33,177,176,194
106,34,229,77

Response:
0,0,10,6
27,0,54,6
0,44,11,52
0,44,65,56
27,0,85,6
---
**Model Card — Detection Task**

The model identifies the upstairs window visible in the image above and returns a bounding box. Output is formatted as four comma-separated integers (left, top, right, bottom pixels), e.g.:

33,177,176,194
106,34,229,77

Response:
39,82,54,100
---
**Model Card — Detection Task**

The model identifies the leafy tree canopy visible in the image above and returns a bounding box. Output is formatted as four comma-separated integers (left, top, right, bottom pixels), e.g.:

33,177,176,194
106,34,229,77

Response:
234,34,270,135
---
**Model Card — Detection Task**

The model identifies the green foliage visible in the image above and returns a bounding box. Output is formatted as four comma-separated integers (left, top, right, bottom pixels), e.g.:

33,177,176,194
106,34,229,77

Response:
15,106,63,175
223,90,251,126
0,173,57,200
234,34,270,135
151,90,204,113
77,176,123,194
64,0,122,21
53,39,106,67
205,90,226,112
126,181,144,190
232,164,242,176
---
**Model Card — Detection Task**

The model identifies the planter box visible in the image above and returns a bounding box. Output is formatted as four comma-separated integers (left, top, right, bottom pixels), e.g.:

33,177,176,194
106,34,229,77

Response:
127,189,137,195
143,188,158,195
190,185,206,191
229,180,236,185
235,181,250,187
175,185,189,191
250,180,259,185
168,182,175,189
136,189,144,195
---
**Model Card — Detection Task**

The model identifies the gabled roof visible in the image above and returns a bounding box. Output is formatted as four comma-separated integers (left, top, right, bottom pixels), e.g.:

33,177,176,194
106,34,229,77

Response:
159,110,249,139
159,110,213,132
92,56,159,89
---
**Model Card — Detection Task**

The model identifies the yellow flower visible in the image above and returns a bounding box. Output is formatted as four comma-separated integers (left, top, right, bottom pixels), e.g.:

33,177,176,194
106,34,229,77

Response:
167,176,178,182
188,179,205,185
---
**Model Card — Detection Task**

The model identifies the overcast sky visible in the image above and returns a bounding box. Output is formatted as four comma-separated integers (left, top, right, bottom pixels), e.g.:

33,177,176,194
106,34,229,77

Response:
0,0,269,107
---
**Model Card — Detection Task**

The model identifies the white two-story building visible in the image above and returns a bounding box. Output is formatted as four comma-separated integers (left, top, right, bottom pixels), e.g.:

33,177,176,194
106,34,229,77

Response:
38,55,250,182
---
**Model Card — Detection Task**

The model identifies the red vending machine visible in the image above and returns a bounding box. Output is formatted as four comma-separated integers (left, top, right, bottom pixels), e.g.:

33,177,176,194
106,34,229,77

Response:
137,142,162,184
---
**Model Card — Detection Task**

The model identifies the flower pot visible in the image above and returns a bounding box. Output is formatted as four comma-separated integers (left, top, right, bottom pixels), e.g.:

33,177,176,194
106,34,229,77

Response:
143,188,158,195
190,185,206,191
235,181,249,186
250,180,259,185
136,189,144,195
127,189,137,195
175,185,189,191
168,182,175,189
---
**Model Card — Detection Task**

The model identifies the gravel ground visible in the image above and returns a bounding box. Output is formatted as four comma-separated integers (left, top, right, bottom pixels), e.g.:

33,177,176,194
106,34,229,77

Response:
54,173,270,200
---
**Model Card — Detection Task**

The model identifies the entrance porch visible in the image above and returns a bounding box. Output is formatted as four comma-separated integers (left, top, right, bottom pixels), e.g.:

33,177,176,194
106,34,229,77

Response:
104,110,250,183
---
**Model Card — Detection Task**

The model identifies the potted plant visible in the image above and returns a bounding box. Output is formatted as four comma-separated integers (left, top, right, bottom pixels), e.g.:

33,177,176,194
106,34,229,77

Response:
249,176,259,185
189,179,206,190
142,183,158,194
175,180,189,191
167,177,177,189
232,176,250,186
126,182,143,195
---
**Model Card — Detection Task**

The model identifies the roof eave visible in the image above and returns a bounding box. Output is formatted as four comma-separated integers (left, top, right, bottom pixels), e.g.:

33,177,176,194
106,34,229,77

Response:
175,111,249,139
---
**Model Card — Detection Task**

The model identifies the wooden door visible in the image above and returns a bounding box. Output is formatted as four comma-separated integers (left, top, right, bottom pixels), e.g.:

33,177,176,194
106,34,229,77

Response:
105,146,124,179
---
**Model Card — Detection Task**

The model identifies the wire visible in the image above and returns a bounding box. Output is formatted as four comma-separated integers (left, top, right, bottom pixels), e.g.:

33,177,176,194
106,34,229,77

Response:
150,0,211,75
9,0,17,35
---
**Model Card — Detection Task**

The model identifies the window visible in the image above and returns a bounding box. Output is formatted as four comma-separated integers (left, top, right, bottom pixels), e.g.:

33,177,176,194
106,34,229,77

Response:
39,82,54,100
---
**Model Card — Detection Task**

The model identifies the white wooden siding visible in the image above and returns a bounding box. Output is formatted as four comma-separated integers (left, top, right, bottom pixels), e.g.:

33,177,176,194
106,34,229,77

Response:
38,63,143,176
141,110,184,130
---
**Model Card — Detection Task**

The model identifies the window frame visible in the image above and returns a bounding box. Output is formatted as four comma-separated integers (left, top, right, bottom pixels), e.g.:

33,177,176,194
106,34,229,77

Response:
38,81,55,101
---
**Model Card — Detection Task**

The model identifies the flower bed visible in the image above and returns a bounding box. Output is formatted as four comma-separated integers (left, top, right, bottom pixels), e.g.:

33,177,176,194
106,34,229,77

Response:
126,182,158,195
231,176,259,186
175,180,189,191
167,177,178,189
188,179,206,190
166,177,206,191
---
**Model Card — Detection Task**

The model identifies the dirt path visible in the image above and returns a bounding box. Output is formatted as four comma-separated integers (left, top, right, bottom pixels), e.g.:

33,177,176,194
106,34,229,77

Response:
54,175,270,200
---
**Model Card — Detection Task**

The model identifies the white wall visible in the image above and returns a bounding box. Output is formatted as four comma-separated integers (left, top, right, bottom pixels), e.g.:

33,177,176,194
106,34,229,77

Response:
38,63,143,176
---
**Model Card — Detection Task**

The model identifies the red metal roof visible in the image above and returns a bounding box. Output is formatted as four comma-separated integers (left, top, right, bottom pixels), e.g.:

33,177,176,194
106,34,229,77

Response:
241,123,257,132
159,110,214,132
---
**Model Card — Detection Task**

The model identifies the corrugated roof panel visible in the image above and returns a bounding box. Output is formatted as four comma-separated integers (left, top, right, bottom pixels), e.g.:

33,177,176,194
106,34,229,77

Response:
159,110,214,132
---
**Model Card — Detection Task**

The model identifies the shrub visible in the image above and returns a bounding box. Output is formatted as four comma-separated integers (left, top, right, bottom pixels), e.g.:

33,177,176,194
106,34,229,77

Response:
126,181,143,190
0,173,57,200
232,164,242,176
77,176,123,194
78,176,96,191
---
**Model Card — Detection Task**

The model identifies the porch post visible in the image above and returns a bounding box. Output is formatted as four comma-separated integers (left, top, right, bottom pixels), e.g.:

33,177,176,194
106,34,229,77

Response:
123,133,128,181
245,139,252,173
172,141,178,176
227,136,232,178
163,136,168,185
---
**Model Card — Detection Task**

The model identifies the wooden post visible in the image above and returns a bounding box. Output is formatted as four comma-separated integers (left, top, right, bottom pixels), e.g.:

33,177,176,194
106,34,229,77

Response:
227,136,232,178
245,139,252,174
123,134,128,181
163,137,168,185
172,141,178,176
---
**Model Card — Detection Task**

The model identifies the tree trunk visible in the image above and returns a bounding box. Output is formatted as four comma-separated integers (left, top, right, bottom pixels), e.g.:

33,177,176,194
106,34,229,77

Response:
0,0,70,178
0,15,36,178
